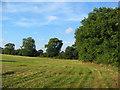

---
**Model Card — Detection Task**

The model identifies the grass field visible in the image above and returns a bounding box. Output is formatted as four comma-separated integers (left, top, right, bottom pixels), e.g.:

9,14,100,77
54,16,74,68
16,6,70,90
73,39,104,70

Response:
1,54,119,88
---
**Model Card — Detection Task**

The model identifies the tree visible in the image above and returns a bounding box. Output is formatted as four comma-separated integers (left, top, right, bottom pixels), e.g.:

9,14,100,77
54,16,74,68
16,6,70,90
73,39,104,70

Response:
21,37,37,57
75,7,119,66
37,49,43,56
65,46,78,59
3,43,15,55
45,38,63,57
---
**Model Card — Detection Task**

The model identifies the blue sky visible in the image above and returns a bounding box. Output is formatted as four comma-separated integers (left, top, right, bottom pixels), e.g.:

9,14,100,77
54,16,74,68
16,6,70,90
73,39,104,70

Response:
1,2,118,52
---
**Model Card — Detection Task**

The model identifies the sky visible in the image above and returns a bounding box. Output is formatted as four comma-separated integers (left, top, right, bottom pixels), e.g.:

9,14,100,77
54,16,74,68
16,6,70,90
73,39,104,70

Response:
1,2,118,52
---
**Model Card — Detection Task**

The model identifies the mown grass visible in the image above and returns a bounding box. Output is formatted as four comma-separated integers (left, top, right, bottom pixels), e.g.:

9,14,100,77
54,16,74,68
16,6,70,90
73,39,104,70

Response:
1,54,118,88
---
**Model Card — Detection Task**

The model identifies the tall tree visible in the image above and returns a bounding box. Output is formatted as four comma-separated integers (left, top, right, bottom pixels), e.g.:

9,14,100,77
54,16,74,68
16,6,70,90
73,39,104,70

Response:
75,7,119,66
21,37,37,57
45,38,63,57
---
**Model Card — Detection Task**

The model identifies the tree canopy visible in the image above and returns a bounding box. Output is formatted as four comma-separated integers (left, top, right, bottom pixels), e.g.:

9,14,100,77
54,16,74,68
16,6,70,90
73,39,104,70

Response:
2,43,15,55
21,37,37,57
45,38,63,57
5,43,15,49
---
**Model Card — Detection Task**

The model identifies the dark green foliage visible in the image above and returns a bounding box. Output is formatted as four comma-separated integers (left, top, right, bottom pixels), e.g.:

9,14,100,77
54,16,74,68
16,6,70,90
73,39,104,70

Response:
2,43,15,55
65,46,78,59
5,43,15,49
18,49,23,56
57,51,65,59
75,7,119,66
14,49,21,55
21,37,37,57
45,38,63,57
37,49,43,57
42,53,47,57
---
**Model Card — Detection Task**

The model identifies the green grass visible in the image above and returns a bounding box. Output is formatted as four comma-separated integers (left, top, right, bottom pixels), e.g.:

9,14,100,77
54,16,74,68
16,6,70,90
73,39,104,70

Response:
1,54,118,88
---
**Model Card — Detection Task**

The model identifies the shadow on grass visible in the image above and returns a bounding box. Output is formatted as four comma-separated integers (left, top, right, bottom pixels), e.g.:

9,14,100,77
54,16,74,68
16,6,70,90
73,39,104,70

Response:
0,60,16,62
19,65,27,66
2,71,15,75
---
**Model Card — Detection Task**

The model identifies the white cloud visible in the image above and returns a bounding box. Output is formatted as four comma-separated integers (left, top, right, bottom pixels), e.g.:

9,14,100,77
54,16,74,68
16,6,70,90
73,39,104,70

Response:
13,15,58,27
41,16,58,25
66,18,81,21
38,16,58,26
66,14,88,21
65,27,73,34
3,3,60,14
3,3,70,15
3,3,88,27
34,6,39,10
48,16,57,21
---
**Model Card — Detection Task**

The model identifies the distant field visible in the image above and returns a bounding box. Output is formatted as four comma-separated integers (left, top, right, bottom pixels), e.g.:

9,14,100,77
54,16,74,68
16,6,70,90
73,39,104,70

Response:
1,54,118,88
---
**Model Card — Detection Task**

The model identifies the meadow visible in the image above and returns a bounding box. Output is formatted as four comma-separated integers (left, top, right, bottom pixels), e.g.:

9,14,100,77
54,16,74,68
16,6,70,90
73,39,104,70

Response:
1,54,119,88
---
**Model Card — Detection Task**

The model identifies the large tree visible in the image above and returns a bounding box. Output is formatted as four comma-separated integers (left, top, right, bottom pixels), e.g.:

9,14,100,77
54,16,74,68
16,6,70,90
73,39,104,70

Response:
21,37,37,57
45,38,63,57
75,7,119,66
3,43,15,55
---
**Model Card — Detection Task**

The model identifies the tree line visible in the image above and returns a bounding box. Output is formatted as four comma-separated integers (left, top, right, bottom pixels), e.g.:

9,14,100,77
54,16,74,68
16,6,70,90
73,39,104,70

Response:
0,37,78,59
0,7,119,66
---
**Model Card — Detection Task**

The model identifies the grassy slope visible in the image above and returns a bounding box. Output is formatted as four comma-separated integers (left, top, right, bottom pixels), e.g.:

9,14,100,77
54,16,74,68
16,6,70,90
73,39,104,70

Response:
1,54,118,88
